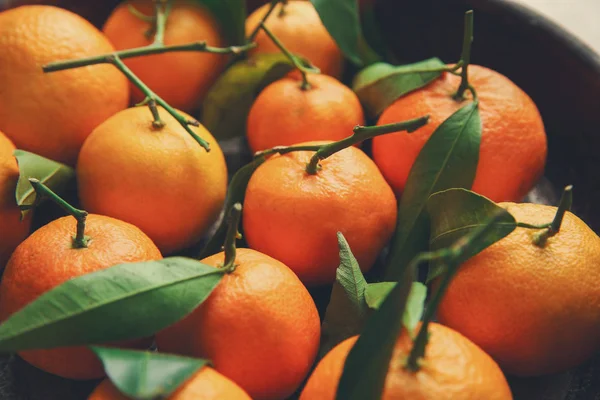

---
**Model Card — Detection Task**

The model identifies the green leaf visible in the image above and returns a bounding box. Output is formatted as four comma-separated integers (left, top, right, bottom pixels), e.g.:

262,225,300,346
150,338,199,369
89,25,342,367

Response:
365,282,427,335
0,257,223,351
13,150,75,218
197,0,247,45
309,0,363,65
426,188,517,281
319,233,368,358
352,58,445,118
336,268,414,399
92,347,209,400
198,157,266,259
200,53,295,140
384,102,482,281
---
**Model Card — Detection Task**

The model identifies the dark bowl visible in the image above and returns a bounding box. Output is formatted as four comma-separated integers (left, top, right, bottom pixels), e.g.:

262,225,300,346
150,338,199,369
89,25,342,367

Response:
0,0,599,399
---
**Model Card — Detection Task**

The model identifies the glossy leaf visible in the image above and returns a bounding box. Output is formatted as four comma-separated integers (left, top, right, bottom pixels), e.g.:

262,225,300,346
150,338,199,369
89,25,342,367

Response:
336,266,414,399
426,188,517,281
352,58,445,118
13,150,75,218
385,102,482,281
0,258,223,351
309,0,363,65
92,347,208,400
365,282,426,335
198,157,266,258
198,0,246,45
320,233,368,357
200,53,295,140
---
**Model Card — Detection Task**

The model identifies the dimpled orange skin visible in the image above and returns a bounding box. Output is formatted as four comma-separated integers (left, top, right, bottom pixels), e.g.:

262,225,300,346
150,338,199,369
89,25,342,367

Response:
77,106,227,255
0,214,162,379
246,73,365,153
437,202,600,376
242,142,397,286
373,65,547,203
300,323,513,400
156,248,320,400
0,5,129,165
0,131,31,268
88,367,251,400
246,1,344,78
103,0,225,111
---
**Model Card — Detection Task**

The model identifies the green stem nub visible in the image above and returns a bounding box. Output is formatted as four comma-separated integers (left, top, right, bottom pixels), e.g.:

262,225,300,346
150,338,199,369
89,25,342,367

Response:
533,185,573,247
305,116,430,175
453,10,476,102
28,178,89,249
221,203,243,272
259,22,318,90
404,210,507,372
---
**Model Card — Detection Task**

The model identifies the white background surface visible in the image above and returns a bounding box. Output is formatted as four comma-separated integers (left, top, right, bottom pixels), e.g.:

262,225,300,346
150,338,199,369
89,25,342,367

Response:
510,0,600,53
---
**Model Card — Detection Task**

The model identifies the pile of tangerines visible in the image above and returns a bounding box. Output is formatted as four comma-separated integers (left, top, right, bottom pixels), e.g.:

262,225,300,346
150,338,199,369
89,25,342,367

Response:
0,1,598,399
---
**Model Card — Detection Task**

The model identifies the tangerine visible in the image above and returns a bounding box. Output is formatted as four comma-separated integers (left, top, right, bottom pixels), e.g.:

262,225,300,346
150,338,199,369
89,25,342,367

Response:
243,142,397,286
437,202,600,376
76,106,227,255
246,73,365,153
300,323,512,400
0,214,162,379
88,367,251,400
156,248,320,400
103,0,225,111
373,65,547,203
246,0,344,78
0,5,129,165
0,131,31,268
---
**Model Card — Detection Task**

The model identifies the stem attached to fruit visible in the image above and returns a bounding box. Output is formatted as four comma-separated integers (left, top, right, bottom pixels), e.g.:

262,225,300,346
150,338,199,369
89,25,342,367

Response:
305,116,430,174
259,22,320,90
108,55,211,151
42,22,255,152
221,203,243,273
533,185,573,247
453,10,477,102
253,116,429,169
404,210,508,372
247,0,282,42
28,178,89,249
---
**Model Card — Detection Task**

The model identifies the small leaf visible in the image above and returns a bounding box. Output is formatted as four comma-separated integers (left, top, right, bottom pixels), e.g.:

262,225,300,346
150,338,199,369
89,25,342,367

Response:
198,0,247,45
309,0,363,65
198,157,266,258
364,282,395,310
200,53,295,140
365,282,427,335
92,347,208,400
385,102,482,281
402,282,427,335
336,268,414,399
319,233,368,357
352,58,445,118
0,257,223,351
426,188,517,281
13,150,75,218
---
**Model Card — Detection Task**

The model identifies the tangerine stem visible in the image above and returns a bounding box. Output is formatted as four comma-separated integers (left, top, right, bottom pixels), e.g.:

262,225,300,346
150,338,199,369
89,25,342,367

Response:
533,185,573,247
305,116,430,174
28,178,89,249
108,55,210,151
151,0,170,45
259,22,319,90
453,10,475,101
254,144,323,159
222,203,243,272
247,0,281,42
405,210,508,372
42,41,255,72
